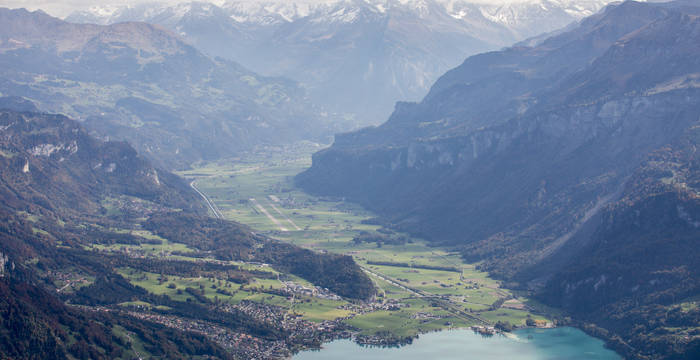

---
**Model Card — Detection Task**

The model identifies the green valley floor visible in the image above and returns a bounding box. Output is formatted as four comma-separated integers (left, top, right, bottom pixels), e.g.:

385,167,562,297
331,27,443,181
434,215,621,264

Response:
172,142,552,341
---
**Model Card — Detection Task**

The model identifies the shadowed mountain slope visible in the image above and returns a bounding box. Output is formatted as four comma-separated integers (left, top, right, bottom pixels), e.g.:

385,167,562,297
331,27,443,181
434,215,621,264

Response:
297,2,700,358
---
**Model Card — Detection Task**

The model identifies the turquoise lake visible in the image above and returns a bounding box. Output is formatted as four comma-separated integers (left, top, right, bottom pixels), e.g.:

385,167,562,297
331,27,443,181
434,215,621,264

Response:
294,327,622,360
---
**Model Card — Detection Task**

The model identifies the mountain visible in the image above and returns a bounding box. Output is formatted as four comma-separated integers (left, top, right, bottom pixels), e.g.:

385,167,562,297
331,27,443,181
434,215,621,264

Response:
0,106,374,358
296,1,700,358
66,0,613,125
539,129,700,359
0,8,343,169
0,104,204,216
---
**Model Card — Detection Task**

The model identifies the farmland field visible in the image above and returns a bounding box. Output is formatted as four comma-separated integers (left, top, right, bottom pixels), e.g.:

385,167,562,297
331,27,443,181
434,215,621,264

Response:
175,142,549,338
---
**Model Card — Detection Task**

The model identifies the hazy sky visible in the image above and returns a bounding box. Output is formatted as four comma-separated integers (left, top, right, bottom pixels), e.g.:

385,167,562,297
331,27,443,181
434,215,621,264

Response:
0,0,539,18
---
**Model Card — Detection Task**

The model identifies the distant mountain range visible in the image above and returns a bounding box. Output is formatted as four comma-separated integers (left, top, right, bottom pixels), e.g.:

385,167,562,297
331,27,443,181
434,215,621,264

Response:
0,8,346,169
296,1,700,358
66,0,614,124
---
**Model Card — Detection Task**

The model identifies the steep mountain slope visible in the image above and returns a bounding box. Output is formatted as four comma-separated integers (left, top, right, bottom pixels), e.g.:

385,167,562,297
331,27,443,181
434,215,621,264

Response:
0,107,204,216
0,107,374,358
298,0,690,251
66,0,612,125
539,129,700,358
297,2,700,358
0,8,340,169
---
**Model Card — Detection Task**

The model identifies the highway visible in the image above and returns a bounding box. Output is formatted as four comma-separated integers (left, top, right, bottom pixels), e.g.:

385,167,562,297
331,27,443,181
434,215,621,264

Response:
190,180,224,219
361,265,489,326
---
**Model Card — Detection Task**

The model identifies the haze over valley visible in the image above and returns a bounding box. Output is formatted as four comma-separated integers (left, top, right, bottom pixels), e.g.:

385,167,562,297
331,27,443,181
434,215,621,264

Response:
65,0,615,124
0,1,698,359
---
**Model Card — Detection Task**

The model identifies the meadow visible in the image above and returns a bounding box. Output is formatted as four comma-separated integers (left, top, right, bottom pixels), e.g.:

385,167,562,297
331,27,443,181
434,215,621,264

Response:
172,143,550,337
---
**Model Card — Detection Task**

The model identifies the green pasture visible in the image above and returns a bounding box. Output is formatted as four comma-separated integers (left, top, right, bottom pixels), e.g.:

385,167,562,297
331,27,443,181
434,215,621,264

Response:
170,145,551,334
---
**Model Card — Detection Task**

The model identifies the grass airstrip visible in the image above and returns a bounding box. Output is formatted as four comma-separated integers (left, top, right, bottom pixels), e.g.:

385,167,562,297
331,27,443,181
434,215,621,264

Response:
169,142,550,338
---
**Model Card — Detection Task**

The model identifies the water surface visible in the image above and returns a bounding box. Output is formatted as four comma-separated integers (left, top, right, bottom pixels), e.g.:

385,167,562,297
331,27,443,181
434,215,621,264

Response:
294,327,621,360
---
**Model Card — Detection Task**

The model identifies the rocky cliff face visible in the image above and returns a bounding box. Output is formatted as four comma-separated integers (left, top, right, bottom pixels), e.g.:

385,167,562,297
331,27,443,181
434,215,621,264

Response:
297,3,700,357
300,1,700,256
0,106,204,215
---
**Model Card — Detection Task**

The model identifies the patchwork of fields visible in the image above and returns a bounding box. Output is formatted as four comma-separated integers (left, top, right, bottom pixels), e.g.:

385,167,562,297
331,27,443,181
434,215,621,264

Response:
171,142,550,339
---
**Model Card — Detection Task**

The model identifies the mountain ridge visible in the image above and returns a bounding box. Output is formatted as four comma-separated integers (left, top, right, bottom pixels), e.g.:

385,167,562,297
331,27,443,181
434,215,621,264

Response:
0,8,343,169
296,2,700,358
65,0,614,125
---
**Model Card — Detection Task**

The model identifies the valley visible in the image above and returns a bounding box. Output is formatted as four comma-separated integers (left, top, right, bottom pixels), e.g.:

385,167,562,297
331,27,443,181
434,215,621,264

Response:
293,3,700,358
176,143,551,343
65,0,613,125
0,1,698,359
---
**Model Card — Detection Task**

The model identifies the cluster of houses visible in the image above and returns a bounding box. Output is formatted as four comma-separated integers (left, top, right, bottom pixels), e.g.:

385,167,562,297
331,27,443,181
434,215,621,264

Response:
282,281,342,301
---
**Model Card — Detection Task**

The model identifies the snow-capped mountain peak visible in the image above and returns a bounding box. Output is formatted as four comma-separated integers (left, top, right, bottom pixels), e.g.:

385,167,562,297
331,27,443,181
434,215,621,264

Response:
64,0,618,125
67,0,616,28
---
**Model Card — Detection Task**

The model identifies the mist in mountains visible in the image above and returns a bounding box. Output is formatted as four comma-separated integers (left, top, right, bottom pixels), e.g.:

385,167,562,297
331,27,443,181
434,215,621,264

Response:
0,0,698,359
297,1,700,357
0,7,351,168
64,0,613,124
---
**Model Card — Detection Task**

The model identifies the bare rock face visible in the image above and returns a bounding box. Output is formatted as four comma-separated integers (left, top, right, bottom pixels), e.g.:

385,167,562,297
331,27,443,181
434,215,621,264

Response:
300,2,700,253
0,252,7,277
298,3,700,357
0,110,205,215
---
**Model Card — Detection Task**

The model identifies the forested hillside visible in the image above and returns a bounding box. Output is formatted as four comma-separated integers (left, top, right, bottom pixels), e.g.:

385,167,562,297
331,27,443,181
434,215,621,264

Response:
0,106,374,359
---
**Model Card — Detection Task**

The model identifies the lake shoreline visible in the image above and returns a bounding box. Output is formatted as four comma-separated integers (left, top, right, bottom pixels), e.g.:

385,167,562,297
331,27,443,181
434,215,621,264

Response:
292,326,623,360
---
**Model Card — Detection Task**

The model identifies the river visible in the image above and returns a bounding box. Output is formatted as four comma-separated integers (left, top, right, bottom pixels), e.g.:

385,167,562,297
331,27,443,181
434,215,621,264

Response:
294,327,621,360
